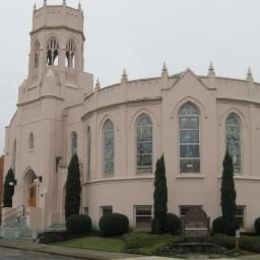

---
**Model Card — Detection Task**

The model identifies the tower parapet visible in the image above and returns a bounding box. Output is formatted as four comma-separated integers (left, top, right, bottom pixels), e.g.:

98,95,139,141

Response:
32,3,84,34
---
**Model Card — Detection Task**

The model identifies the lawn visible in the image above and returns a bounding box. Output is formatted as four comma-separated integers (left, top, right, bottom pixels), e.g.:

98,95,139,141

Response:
54,232,182,255
54,232,260,256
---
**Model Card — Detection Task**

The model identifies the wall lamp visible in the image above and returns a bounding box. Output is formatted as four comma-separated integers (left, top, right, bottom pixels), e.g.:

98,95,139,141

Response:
33,176,43,183
8,179,17,186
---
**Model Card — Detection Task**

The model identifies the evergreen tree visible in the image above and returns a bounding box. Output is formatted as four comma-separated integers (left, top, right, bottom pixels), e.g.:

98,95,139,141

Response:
152,155,168,234
65,154,81,220
221,151,237,235
3,168,15,207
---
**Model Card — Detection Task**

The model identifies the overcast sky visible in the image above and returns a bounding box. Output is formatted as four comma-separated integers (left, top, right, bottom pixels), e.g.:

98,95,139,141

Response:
0,0,260,152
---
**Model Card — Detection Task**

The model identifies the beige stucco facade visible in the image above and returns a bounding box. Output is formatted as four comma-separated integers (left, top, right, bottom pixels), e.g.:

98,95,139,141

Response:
3,2,260,231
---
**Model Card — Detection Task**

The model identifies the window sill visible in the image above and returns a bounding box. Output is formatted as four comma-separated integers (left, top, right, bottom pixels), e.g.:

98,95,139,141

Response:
176,174,205,179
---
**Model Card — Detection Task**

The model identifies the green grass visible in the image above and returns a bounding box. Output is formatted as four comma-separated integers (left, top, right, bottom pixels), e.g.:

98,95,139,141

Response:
54,231,260,256
55,235,126,253
54,232,182,255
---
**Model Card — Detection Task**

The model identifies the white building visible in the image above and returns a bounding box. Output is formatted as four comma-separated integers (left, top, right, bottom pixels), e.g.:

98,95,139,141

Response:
3,2,260,232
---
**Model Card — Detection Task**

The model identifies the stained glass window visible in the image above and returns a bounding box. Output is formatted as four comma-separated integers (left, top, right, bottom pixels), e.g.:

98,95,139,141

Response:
179,102,200,173
71,131,77,156
136,114,153,173
226,113,241,173
29,133,34,150
86,127,91,179
103,119,114,175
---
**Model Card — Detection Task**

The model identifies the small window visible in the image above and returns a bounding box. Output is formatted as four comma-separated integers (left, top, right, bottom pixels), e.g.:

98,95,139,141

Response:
236,206,245,229
29,133,34,150
71,131,77,156
101,206,113,216
135,205,152,229
84,207,89,216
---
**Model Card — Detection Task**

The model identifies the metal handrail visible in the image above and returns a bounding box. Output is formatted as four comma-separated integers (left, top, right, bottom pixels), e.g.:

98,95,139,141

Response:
1,205,25,222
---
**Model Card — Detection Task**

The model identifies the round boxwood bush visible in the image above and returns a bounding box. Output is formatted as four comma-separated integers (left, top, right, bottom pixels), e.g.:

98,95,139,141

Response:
212,216,226,234
99,213,129,236
66,214,92,234
164,213,181,235
254,217,260,235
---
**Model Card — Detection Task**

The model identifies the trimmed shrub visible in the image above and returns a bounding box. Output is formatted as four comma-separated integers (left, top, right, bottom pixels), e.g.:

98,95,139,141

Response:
255,218,260,235
163,213,181,235
212,217,226,234
66,214,92,235
99,213,129,237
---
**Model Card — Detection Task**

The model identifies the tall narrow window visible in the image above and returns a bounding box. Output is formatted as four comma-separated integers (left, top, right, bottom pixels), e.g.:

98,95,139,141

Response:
46,37,59,66
29,133,34,150
66,39,76,68
103,119,114,175
136,114,153,173
86,127,91,179
179,102,200,173
12,140,17,172
34,40,40,68
226,113,241,173
71,131,78,156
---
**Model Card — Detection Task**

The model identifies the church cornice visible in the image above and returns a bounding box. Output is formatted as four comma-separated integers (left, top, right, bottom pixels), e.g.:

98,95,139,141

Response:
30,26,85,41
17,95,64,107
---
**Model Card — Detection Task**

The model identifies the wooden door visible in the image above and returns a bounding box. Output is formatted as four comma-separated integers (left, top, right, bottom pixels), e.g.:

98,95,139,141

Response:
28,184,36,207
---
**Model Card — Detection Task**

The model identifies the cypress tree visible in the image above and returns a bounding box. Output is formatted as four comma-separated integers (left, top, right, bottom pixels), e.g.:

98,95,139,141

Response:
221,151,237,235
65,154,81,220
152,155,168,234
3,168,15,207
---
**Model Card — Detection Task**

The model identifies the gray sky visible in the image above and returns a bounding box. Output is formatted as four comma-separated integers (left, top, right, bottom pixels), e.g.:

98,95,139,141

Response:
1,0,260,152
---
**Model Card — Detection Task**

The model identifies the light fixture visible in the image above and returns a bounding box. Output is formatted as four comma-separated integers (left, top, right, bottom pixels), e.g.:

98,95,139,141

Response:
33,176,43,183
9,179,17,186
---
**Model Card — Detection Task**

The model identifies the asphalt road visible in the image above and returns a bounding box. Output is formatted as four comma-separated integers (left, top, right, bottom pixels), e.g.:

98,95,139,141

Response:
0,247,80,260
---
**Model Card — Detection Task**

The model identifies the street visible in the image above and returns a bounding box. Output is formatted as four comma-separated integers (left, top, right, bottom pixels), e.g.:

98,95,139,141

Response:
0,247,80,260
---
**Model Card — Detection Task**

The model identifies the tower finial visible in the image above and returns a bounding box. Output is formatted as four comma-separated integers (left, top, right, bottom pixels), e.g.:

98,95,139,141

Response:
96,78,101,90
208,61,215,77
122,68,128,82
63,0,66,7
246,67,254,82
78,2,82,10
33,3,37,11
43,0,47,7
161,62,168,77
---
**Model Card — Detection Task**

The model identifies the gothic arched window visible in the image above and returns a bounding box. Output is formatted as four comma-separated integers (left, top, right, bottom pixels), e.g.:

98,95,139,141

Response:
71,131,78,156
226,113,241,173
103,119,114,175
34,40,40,68
136,114,153,173
179,102,200,173
66,39,76,68
86,126,91,179
29,133,34,150
46,37,59,66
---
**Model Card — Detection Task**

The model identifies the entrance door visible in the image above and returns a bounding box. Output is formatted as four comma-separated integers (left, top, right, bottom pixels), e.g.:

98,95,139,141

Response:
28,184,36,207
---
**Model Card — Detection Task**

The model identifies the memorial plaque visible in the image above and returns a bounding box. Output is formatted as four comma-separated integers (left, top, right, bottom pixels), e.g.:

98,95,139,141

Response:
182,207,210,241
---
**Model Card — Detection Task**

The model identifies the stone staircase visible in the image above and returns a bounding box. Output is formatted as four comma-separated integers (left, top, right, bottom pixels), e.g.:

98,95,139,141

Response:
0,206,36,241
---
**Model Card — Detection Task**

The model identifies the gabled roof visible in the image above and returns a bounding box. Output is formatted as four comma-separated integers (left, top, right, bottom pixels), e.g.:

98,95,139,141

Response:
169,68,210,90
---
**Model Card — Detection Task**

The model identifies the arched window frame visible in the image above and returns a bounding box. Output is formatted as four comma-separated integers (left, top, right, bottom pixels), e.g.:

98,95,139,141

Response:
65,39,76,68
136,114,153,173
46,37,59,66
86,126,91,179
34,40,40,69
178,102,200,173
12,140,17,172
71,131,78,156
29,133,34,150
102,119,114,176
226,113,241,173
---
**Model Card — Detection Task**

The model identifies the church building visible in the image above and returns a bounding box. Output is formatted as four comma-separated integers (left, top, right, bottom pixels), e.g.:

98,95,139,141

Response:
3,1,260,232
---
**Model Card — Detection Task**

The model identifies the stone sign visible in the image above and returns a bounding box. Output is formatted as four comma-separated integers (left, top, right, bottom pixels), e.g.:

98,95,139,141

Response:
182,207,210,241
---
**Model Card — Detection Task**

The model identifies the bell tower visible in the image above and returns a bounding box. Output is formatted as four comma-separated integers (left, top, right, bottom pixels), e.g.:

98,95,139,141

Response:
19,0,93,106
